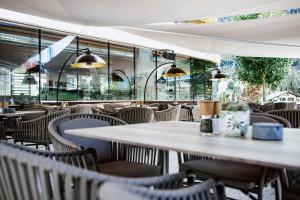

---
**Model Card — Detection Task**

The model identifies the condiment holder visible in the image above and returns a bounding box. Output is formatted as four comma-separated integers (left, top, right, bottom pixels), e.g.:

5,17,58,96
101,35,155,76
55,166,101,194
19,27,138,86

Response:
199,100,221,135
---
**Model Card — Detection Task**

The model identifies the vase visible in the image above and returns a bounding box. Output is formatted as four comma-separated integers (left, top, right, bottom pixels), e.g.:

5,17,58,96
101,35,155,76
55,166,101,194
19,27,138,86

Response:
220,110,250,137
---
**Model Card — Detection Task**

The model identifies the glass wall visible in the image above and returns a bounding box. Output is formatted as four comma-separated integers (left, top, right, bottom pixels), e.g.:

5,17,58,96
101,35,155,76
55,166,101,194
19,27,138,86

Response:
0,20,213,103
110,43,134,100
0,21,39,102
135,48,156,101
175,55,191,100
41,30,77,101
78,38,108,100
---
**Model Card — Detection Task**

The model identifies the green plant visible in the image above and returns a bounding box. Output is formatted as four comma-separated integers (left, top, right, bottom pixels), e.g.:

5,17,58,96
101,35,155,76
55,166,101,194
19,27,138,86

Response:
185,58,214,100
222,102,249,112
236,57,291,101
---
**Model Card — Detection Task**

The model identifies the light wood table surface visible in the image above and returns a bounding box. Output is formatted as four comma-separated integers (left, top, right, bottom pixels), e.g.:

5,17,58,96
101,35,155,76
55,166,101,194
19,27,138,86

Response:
65,121,300,174
0,110,45,117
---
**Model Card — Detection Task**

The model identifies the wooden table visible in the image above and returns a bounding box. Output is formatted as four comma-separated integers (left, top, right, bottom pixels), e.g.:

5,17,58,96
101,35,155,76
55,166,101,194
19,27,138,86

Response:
115,106,159,111
65,121,300,174
0,110,45,118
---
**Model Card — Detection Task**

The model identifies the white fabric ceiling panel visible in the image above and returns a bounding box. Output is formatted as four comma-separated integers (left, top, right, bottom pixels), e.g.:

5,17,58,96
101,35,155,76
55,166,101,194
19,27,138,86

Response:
136,14,300,46
117,27,300,58
0,0,283,26
225,0,300,17
0,8,220,62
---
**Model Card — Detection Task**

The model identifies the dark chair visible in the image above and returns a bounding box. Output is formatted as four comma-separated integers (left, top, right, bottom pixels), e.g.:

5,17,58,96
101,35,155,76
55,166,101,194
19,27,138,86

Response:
48,113,161,178
117,107,154,124
283,184,300,200
0,142,189,200
260,102,274,112
251,113,292,127
267,109,300,128
274,102,287,110
248,102,261,110
0,121,5,140
91,107,117,117
20,108,47,121
12,109,70,149
281,167,300,200
250,108,264,113
100,179,226,200
178,154,280,200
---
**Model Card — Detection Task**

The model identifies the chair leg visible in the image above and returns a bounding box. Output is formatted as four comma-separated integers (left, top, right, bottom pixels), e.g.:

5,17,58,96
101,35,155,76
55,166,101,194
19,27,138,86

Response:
274,179,281,200
258,186,263,200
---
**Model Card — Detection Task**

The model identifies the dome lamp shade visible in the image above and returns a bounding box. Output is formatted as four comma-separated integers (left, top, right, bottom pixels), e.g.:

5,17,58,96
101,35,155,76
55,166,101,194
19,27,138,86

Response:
71,51,106,68
163,64,186,77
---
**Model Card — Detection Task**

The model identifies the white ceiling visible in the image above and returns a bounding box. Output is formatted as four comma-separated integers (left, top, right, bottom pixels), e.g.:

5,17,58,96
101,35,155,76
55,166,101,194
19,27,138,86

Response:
0,0,293,26
0,0,299,59
134,14,300,46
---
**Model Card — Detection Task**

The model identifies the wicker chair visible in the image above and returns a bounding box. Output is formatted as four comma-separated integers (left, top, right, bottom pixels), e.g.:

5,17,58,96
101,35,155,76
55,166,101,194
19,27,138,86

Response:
117,107,154,124
103,103,126,112
0,142,189,200
280,166,300,200
191,105,201,121
71,104,93,114
250,108,264,113
267,109,300,128
260,102,274,112
287,102,296,110
154,105,181,121
179,107,192,121
0,121,5,140
100,179,226,200
20,108,47,121
178,153,281,200
48,113,162,177
251,113,292,127
274,102,287,110
283,184,300,200
12,109,70,149
248,102,261,111
91,107,117,117
251,114,281,124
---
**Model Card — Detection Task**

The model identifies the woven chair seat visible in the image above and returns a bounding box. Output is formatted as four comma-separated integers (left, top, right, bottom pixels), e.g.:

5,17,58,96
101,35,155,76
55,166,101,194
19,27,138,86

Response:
180,159,267,189
99,161,161,178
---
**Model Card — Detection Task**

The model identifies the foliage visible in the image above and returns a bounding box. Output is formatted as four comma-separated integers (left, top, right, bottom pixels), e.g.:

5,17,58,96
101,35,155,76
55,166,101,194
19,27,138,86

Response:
233,11,288,21
185,58,214,99
236,57,291,89
234,13,260,20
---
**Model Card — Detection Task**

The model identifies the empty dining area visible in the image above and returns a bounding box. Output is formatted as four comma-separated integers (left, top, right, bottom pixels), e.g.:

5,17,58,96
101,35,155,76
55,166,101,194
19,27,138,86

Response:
1,1,300,200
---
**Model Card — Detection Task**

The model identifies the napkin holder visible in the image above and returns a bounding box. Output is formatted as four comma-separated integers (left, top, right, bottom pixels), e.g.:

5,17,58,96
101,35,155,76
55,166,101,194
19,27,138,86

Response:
252,123,283,140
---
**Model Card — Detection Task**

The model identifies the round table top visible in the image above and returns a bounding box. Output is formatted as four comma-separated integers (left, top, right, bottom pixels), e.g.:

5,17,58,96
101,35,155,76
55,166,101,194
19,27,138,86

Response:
0,110,45,117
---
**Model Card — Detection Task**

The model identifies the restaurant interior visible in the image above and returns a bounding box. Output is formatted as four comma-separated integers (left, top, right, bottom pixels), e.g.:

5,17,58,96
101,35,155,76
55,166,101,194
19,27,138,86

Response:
0,1,300,200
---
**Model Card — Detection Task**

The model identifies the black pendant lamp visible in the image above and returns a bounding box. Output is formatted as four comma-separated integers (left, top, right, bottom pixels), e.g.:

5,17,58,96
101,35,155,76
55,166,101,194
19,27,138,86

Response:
163,64,186,77
71,50,106,68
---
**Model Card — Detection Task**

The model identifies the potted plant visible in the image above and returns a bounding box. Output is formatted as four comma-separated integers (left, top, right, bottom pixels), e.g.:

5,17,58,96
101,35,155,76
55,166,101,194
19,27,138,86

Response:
220,102,250,137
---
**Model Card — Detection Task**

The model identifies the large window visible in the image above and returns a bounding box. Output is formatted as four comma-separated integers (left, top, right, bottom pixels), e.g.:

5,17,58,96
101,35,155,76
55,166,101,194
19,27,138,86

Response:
41,30,77,101
78,38,108,100
135,48,156,101
175,55,191,100
110,43,134,100
0,20,208,102
0,22,39,101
